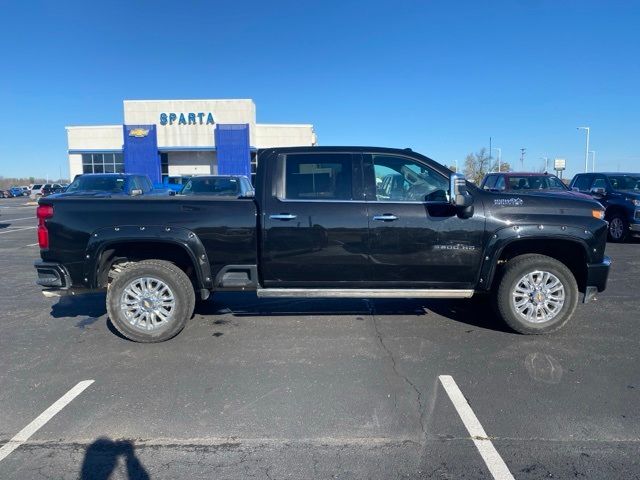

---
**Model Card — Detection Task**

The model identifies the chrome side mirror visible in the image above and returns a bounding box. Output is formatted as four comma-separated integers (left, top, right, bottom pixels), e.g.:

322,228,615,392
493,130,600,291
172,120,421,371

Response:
130,189,143,197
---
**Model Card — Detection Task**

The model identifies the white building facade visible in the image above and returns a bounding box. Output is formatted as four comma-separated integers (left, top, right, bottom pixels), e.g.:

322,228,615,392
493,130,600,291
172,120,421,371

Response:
66,99,317,182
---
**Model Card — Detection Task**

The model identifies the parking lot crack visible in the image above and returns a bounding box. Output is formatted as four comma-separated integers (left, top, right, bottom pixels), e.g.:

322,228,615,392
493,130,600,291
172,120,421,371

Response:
368,300,426,438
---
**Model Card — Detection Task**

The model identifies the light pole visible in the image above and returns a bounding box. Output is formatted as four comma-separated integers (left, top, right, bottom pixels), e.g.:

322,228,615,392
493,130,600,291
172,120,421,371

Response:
577,126,590,173
590,150,596,172
493,147,502,172
541,156,549,172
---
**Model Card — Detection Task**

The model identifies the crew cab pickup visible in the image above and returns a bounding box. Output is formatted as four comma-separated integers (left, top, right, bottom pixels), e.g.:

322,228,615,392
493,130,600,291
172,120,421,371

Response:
35,147,611,342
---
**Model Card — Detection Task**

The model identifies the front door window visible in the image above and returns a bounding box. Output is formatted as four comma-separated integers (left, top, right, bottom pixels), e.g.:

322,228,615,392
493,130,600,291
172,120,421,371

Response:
372,155,449,203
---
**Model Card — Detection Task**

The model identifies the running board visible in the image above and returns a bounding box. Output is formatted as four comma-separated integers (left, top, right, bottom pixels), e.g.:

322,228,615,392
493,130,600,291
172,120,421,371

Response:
256,288,474,299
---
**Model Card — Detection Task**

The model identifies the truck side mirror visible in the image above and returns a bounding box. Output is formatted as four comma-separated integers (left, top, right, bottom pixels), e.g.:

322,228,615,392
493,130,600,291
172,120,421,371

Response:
450,174,473,207
589,186,606,197
130,189,143,197
450,173,474,218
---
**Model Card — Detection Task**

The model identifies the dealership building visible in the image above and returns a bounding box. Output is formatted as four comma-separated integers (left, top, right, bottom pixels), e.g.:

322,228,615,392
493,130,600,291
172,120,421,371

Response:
65,99,317,182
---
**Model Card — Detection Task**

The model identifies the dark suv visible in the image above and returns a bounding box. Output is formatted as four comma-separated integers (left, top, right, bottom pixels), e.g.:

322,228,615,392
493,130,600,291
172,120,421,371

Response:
570,172,640,242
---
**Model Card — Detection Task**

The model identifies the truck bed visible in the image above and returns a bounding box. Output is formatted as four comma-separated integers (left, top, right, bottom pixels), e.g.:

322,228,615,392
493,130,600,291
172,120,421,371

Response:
38,196,258,289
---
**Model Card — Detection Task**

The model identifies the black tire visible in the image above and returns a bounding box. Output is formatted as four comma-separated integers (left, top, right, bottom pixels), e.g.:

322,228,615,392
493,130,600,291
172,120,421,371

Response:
495,254,578,335
607,214,628,243
106,259,195,342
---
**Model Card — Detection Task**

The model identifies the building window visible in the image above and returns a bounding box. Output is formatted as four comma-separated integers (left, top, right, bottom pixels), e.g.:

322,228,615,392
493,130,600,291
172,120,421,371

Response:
82,153,124,174
160,153,169,180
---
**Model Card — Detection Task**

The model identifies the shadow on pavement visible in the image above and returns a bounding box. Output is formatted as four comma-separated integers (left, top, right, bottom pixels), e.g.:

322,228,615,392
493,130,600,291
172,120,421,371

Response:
80,438,149,480
49,290,513,335
50,292,106,319
196,291,514,334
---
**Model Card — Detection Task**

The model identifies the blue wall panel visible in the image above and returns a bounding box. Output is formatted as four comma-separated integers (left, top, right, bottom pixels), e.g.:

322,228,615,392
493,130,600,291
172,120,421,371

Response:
123,125,161,183
215,124,251,176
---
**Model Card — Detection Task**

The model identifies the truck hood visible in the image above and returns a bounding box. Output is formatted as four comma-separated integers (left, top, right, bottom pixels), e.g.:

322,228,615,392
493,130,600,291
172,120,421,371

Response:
482,190,603,223
520,189,595,201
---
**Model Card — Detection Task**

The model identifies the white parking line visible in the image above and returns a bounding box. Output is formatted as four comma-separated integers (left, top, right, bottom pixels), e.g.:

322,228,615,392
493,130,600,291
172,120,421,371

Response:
2,216,36,222
0,380,94,463
0,226,37,235
439,375,514,480
26,243,39,247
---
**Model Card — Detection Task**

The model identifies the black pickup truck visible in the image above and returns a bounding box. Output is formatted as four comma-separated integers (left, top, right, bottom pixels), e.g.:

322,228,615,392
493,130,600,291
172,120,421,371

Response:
35,147,611,342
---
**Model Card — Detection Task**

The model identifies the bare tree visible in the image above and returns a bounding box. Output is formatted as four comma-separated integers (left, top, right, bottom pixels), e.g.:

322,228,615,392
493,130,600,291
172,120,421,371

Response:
463,148,492,184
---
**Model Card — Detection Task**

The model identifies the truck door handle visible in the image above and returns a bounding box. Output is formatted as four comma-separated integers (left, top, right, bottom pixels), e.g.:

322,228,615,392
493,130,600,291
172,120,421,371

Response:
269,214,297,221
372,214,398,222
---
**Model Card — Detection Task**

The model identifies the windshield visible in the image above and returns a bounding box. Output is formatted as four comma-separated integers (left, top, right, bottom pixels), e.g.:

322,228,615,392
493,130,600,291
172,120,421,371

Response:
32,184,42,189
180,177,240,196
608,175,640,191
507,175,567,191
67,176,126,193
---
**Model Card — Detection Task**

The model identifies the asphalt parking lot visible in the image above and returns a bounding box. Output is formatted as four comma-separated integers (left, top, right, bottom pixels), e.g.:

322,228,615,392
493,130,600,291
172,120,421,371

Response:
0,196,638,479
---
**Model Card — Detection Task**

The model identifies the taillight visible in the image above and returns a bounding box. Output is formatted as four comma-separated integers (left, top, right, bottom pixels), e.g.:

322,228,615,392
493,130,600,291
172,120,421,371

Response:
36,205,54,249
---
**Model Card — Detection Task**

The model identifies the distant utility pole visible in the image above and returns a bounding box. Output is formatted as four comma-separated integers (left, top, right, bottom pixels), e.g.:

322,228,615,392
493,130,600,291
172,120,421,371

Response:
520,148,526,170
590,150,596,172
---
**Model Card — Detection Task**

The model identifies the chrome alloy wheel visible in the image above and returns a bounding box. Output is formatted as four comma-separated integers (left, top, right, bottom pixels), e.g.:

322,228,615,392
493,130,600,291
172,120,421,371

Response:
120,277,176,331
511,270,565,324
609,217,625,240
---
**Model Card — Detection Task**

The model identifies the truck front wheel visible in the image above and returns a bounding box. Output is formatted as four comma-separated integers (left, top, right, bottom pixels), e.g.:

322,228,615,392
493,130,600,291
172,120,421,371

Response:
106,259,195,342
495,254,578,334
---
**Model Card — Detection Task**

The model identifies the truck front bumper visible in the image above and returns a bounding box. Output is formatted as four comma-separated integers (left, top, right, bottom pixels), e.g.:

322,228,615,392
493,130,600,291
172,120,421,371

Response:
34,262,71,289
583,256,611,303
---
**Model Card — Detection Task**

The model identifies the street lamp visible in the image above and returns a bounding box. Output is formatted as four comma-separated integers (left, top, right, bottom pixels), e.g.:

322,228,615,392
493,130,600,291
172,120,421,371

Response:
590,150,596,172
541,156,549,172
577,126,590,173
493,147,502,172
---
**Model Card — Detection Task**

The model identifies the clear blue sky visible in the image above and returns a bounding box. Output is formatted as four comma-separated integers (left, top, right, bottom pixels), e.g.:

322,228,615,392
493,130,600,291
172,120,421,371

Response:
0,0,638,179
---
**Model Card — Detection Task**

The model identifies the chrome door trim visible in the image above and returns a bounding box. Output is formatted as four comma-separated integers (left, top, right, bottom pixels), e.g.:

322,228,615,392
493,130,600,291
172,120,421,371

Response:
257,288,474,299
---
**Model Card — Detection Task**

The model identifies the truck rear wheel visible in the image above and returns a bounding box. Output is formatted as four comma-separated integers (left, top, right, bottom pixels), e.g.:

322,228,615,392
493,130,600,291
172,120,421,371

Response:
495,254,578,334
106,260,195,342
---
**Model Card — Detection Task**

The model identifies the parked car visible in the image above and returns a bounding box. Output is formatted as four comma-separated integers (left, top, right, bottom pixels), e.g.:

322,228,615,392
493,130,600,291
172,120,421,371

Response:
159,175,192,192
480,172,591,199
41,184,64,197
20,186,31,194
61,173,172,197
9,186,25,197
0,190,9,198
30,183,63,199
30,184,44,199
570,172,640,242
179,175,254,197
34,146,610,342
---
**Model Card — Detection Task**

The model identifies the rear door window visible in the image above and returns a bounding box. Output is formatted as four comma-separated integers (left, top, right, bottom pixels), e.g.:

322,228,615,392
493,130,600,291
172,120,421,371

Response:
283,153,354,200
